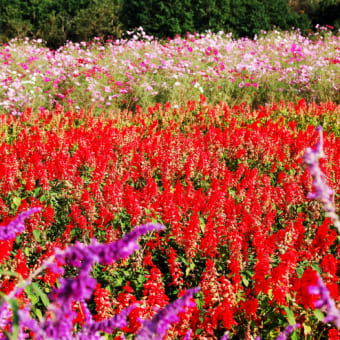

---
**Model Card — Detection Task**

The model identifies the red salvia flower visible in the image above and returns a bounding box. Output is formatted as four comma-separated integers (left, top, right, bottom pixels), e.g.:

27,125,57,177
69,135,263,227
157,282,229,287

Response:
167,247,184,288
93,283,114,321
294,267,319,309
328,328,340,340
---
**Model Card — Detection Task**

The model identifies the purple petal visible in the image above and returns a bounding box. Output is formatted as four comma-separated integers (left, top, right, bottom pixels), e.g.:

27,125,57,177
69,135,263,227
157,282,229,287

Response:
136,287,199,340
0,207,42,241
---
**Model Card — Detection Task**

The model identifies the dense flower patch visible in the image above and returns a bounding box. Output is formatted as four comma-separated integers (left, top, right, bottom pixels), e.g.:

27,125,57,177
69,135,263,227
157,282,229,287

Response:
0,27,339,115
0,99,340,339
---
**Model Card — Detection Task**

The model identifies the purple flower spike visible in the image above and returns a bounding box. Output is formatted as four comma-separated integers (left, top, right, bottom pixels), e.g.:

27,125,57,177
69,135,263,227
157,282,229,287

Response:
91,223,165,265
52,273,97,305
221,331,229,340
86,305,136,333
17,308,45,340
304,126,340,232
309,275,340,328
276,324,300,340
0,302,12,335
135,287,199,340
0,207,41,241
183,329,192,340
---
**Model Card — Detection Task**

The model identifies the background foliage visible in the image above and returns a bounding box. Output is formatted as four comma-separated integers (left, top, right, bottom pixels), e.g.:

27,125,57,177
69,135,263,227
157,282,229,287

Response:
0,0,339,48
0,0,122,47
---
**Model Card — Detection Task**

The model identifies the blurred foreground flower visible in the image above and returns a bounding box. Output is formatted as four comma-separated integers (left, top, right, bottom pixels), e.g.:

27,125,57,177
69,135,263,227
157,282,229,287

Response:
276,324,300,340
305,126,340,330
309,275,340,328
0,208,42,241
135,287,199,340
304,126,340,231
0,221,179,339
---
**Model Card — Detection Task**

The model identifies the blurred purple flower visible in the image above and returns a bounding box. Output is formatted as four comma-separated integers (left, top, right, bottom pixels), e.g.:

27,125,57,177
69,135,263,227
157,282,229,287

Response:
90,223,165,265
86,305,135,333
0,302,12,338
304,126,340,232
0,209,169,339
51,272,96,305
54,223,164,268
309,275,340,328
221,331,229,340
0,207,41,241
135,287,199,340
276,324,300,340
183,329,192,339
50,223,164,310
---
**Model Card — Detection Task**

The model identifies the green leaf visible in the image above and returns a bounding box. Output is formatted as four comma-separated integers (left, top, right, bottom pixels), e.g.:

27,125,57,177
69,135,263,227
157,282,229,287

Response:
34,186,41,196
303,323,312,335
151,218,159,225
241,275,249,287
115,277,123,286
24,285,39,305
295,267,304,278
39,195,47,203
313,309,324,322
9,299,19,340
32,282,50,308
291,330,299,340
137,275,146,284
195,328,203,335
33,229,41,242
34,308,43,320
311,263,321,273
13,197,21,207
185,267,191,276
199,217,205,233
283,306,296,325
24,247,30,256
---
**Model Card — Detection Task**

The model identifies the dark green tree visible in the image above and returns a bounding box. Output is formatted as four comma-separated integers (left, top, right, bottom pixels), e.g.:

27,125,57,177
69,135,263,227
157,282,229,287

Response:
226,0,270,37
72,0,122,42
120,0,195,38
193,0,232,33
0,0,33,40
119,0,311,39
312,0,340,30
0,0,122,48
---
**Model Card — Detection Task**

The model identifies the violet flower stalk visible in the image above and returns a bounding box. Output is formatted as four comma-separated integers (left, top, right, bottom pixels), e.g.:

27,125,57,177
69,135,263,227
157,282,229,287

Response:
85,304,135,334
0,207,42,241
135,287,200,340
54,223,165,266
220,331,229,340
0,302,12,340
183,329,192,340
1,221,165,339
39,223,164,338
303,126,340,232
309,275,340,328
90,223,165,265
276,324,300,340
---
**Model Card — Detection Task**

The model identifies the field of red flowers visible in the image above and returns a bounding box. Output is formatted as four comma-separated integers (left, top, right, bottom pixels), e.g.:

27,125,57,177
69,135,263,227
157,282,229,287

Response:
0,97,340,339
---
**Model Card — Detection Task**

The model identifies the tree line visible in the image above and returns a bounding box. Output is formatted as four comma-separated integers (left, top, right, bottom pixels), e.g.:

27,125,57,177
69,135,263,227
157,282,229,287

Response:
0,0,339,48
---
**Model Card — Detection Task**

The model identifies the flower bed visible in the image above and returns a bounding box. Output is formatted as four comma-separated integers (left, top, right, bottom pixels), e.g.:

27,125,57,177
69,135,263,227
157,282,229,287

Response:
0,27,339,116
0,99,340,338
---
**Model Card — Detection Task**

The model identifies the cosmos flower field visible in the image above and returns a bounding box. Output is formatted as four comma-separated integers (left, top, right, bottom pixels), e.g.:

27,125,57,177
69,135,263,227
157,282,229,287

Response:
0,27,340,339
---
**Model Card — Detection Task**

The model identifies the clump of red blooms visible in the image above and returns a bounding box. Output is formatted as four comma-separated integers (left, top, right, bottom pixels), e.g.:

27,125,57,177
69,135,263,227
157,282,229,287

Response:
0,99,339,339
